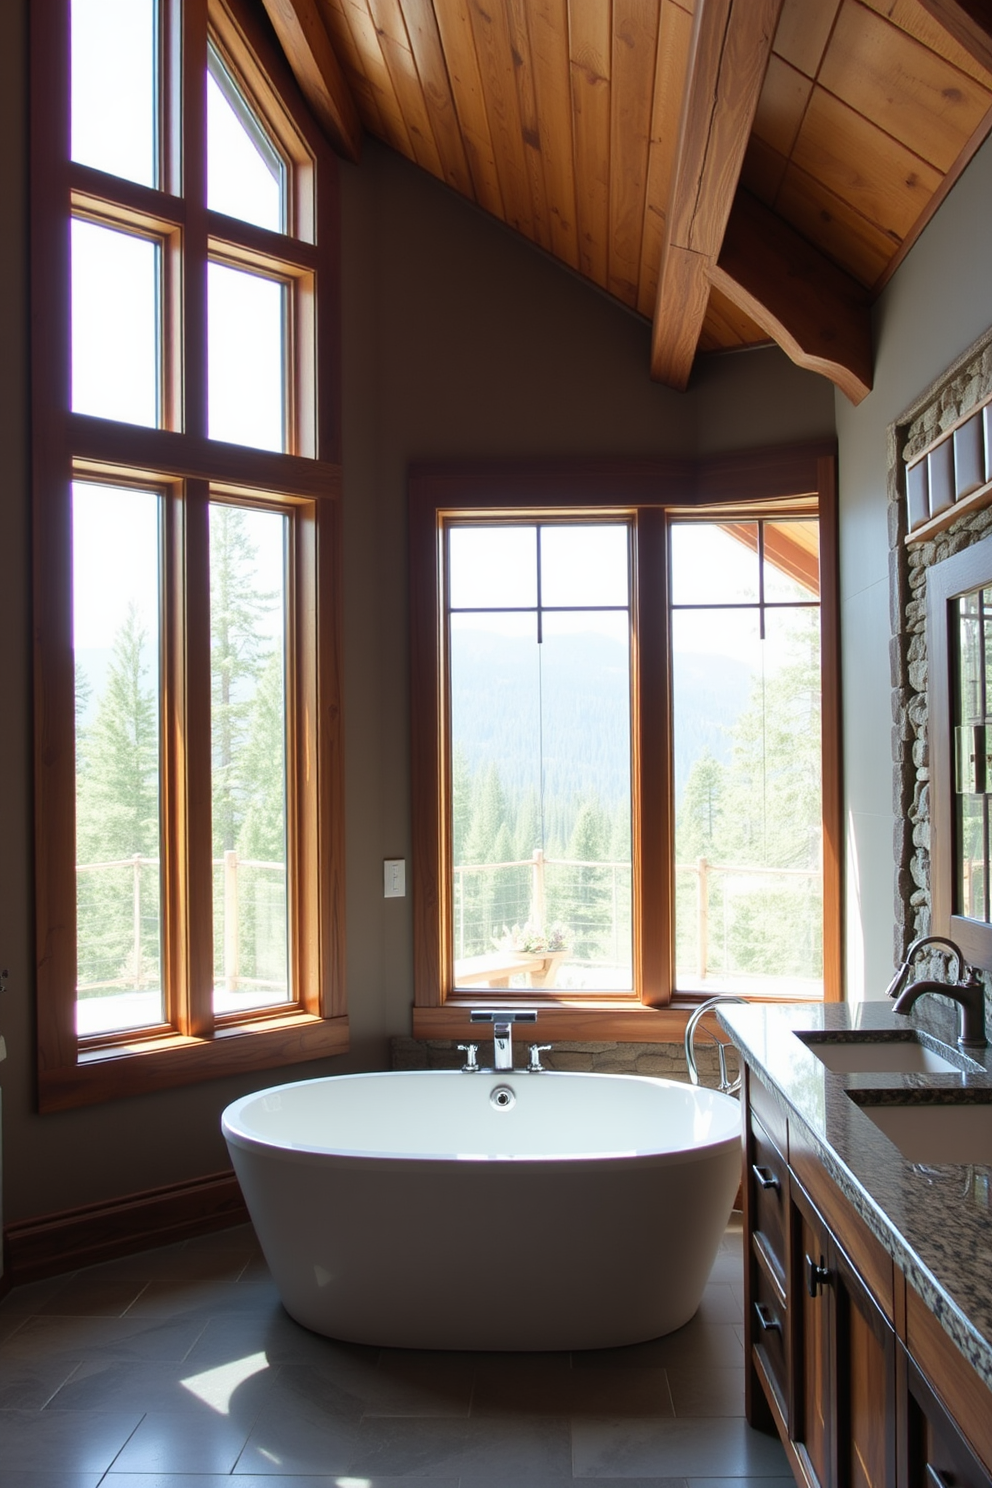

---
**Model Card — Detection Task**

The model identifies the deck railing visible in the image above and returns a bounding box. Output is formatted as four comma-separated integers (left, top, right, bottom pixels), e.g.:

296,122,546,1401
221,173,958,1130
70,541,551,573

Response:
76,851,286,994
454,848,820,980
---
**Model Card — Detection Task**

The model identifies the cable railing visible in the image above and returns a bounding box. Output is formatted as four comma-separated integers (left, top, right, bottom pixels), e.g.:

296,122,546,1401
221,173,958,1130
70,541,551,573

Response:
76,850,287,995
453,848,822,987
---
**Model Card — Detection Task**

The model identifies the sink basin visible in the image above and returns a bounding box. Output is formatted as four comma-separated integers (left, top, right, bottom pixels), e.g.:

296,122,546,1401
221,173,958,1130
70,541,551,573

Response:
798,1030,972,1075
850,1094,992,1164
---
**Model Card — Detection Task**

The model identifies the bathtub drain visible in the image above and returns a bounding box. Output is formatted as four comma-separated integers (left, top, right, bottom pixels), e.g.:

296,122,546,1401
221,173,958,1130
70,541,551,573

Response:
490,1084,516,1110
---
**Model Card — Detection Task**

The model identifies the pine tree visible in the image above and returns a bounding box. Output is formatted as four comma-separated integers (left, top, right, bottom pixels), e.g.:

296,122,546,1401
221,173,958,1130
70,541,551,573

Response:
210,504,279,857
75,604,160,990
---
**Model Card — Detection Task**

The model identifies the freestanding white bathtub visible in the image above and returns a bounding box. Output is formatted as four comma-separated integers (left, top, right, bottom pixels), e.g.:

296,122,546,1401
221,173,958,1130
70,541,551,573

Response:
222,1069,742,1351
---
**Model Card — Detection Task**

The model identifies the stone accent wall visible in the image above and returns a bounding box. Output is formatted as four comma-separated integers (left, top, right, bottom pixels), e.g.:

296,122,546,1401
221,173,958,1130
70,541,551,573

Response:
891,327,992,977
391,1036,738,1085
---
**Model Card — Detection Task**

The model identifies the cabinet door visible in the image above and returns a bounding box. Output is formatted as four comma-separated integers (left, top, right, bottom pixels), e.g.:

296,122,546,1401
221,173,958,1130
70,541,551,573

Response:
834,1242,896,1488
903,1348,992,1488
791,1183,834,1488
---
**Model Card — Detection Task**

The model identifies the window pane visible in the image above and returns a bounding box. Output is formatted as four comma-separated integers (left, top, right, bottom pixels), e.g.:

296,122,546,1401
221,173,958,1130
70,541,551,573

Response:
670,522,759,605
541,611,632,989
208,47,285,232
448,527,633,993
673,599,823,999
210,504,290,1013
72,220,160,427
449,527,537,610
208,263,285,451
541,525,629,608
764,519,820,602
73,482,163,1035
71,0,158,187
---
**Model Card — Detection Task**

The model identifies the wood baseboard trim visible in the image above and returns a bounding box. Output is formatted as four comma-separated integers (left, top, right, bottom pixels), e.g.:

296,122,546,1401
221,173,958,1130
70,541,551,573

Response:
3,1170,250,1285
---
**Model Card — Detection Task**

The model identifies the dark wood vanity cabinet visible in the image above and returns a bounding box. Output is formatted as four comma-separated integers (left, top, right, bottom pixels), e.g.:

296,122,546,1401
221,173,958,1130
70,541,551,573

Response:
742,1067,991,1488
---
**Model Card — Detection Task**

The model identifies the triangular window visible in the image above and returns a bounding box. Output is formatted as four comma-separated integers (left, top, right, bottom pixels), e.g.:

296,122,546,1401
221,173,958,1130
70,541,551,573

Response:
207,43,286,232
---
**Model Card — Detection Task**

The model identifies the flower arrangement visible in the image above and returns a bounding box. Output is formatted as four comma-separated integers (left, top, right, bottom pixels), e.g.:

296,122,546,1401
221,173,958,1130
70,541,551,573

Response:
495,921,571,954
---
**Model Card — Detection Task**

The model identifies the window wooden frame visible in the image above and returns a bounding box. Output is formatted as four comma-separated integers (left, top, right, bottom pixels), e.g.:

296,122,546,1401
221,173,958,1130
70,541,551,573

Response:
927,533,992,970
410,443,842,1042
32,0,346,1111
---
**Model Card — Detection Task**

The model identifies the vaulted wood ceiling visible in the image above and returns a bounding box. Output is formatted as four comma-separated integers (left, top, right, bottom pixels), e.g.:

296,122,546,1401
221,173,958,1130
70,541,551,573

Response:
261,0,992,404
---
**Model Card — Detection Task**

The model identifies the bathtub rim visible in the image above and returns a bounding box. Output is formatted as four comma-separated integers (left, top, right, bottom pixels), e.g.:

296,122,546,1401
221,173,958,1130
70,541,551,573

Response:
222,1067,743,1168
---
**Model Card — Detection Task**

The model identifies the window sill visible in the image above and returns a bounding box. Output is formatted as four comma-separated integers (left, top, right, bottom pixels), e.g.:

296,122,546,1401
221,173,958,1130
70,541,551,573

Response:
39,1013,349,1112
415,1001,708,1044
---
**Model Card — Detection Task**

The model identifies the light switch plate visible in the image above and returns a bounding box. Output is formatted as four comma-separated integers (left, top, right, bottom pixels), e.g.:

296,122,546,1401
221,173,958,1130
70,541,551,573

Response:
384,859,406,898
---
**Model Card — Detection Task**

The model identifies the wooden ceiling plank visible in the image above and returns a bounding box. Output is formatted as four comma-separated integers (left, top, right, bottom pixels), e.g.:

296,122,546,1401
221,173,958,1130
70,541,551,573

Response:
260,0,363,160
568,0,612,286
739,134,789,204
526,0,581,272
858,0,992,85
366,0,446,177
432,0,506,218
818,0,992,173
771,0,841,77
332,0,416,155
776,160,898,286
792,86,942,239
396,0,475,195
609,0,662,308
637,0,693,319
651,0,783,388
751,54,813,160
504,0,555,253
466,0,540,240
914,0,992,76
710,188,872,403
317,0,388,137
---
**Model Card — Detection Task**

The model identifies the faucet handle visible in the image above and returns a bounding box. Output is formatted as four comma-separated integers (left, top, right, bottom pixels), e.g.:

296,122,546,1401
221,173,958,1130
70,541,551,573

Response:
457,1043,480,1072
527,1043,552,1072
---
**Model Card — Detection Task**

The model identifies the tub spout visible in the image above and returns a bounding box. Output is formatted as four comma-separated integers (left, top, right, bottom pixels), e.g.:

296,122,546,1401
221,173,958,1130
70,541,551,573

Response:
470,1008,538,1071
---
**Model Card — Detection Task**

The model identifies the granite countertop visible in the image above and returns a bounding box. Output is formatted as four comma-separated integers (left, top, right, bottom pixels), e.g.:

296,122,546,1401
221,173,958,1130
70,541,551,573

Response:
717,997,992,1390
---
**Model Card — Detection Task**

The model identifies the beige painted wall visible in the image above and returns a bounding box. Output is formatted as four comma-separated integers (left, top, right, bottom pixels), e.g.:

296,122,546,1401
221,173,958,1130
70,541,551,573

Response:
0,0,835,1224
836,133,992,1002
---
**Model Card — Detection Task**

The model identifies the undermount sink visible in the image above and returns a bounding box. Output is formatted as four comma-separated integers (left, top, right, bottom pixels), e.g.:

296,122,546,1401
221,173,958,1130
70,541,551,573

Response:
849,1093,992,1165
798,1030,975,1075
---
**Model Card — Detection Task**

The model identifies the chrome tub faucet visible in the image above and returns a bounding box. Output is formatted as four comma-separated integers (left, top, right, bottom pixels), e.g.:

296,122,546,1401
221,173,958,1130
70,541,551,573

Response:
468,1009,539,1070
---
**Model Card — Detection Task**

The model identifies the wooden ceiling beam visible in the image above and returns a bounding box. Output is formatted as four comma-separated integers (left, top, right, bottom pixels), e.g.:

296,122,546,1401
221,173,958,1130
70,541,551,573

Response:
260,0,363,162
650,0,783,390
914,1,992,76
710,190,873,405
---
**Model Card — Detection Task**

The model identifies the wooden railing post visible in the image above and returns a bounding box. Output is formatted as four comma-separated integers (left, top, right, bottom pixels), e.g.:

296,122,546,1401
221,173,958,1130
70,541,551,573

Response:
224,849,239,993
530,848,546,928
132,853,143,987
697,855,709,979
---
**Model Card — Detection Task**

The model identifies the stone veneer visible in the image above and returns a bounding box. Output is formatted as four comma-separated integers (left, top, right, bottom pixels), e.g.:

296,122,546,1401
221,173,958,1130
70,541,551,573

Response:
391,1036,737,1084
891,325,992,979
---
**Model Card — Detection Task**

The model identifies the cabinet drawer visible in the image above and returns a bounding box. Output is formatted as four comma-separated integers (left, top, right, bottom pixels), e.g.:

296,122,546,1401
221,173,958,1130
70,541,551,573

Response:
751,1254,788,1418
749,1114,788,1286
905,1346,992,1488
907,1285,992,1475
749,1069,789,1157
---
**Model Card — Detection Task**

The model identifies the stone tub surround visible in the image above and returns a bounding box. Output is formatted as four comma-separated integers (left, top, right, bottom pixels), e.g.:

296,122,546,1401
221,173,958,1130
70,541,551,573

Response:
717,997,992,1392
391,1036,738,1084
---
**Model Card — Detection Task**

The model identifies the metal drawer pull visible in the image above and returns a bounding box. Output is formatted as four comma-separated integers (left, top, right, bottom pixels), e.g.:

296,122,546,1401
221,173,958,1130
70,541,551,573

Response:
752,1164,780,1191
754,1302,782,1333
805,1253,831,1298
925,1467,955,1488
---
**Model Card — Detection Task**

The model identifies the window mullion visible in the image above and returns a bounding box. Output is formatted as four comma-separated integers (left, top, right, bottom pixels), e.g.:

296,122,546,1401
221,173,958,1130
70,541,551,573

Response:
170,479,214,1035
635,507,674,1007
181,0,209,440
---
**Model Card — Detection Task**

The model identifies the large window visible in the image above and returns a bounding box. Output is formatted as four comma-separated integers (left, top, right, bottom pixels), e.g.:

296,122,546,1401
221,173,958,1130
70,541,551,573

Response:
33,0,345,1108
410,451,841,1039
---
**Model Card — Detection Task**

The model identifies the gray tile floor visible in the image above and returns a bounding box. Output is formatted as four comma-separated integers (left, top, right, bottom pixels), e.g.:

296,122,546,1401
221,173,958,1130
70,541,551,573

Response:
0,1215,791,1487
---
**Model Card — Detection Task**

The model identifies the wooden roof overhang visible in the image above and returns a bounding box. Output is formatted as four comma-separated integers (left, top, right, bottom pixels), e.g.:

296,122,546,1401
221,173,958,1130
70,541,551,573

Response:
259,0,992,406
